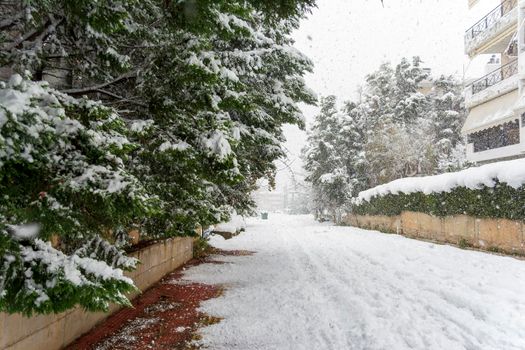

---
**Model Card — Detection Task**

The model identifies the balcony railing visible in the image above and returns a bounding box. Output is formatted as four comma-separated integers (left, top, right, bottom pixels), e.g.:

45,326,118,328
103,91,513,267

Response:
465,0,517,42
470,59,518,95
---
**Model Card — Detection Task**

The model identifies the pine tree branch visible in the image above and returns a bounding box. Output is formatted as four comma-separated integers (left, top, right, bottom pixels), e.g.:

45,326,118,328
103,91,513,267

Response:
94,89,148,108
6,27,40,51
61,71,137,95
94,89,123,99
5,16,63,52
32,17,63,50
0,10,25,30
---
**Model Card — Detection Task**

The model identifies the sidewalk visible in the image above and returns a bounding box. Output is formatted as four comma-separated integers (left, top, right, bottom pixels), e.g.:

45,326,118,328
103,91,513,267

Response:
67,258,222,349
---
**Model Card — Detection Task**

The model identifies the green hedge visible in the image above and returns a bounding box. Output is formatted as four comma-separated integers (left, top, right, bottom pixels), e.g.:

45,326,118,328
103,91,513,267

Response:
352,180,525,220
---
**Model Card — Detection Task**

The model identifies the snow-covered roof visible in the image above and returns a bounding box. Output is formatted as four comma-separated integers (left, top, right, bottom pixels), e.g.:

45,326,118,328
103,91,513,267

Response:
356,158,525,203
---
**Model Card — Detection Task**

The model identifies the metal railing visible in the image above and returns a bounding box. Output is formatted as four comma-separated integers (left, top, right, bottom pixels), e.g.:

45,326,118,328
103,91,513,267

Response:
470,59,518,95
465,0,517,42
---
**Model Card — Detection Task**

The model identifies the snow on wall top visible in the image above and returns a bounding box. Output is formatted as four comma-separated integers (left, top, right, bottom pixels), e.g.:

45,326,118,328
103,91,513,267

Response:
356,158,525,203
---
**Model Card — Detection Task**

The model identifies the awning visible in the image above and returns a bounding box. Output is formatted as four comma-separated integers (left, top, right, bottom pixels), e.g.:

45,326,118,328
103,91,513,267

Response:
513,91,525,114
462,89,518,134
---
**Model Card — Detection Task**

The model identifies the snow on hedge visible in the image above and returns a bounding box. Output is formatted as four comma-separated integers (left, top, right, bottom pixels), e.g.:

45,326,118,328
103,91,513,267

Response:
357,158,525,203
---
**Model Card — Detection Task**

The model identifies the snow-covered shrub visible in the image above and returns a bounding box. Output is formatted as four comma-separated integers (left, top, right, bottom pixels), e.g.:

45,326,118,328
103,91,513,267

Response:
352,159,525,220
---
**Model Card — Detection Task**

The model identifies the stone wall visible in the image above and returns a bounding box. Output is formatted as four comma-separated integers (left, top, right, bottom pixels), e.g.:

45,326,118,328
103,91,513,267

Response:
344,211,525,254
0,237,193,350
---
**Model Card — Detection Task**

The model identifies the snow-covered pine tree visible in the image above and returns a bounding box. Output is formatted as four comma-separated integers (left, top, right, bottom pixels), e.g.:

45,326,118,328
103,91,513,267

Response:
2,0,316,234
354,58,423,185
125,1,316,234
303,96,351,221
340,101,369,194
356,57,458,186
1,0,316,314
361,62,396,129
429,75,468,172
0,76,152,314
392,57,429,125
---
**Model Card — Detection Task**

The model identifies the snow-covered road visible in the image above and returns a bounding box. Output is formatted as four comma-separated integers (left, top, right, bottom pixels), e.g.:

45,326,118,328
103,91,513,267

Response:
184,214,525,350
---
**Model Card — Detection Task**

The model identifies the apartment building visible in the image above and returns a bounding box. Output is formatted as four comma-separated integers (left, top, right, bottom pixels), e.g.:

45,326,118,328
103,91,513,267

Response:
463,0,525,163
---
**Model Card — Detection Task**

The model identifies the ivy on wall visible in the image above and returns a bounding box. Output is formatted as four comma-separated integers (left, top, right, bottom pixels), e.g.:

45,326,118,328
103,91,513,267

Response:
352,180,525,220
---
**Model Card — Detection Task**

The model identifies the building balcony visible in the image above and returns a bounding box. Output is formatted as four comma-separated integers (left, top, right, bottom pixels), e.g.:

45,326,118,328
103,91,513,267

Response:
464,59,518,108
465,0,517,57
464,110,525,163
466,141,525,163
463,82,525,164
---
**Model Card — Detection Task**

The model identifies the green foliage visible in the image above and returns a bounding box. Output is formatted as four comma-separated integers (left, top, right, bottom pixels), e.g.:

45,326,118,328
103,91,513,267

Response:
353,180,525,221
487,246,502,253
0,77,146,314
458,238,469,249
0,235,138,316
0,77,155,241
248,0,316,20
193,237,213,259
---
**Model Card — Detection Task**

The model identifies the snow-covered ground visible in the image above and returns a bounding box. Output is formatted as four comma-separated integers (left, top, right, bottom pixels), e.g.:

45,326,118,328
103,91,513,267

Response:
183,214,525,350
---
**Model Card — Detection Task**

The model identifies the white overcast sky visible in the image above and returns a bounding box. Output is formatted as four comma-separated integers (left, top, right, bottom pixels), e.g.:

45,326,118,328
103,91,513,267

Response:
274,0,500,191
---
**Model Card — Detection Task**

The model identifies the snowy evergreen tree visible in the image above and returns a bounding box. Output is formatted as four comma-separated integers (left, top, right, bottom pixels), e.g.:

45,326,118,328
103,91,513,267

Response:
358,57,465,186
358,57,433,186
429,75,468,172
0,76,146,314
339,101,368,194
304,57,468,214
0,0,316,314
303,96,352,221
392,57,429,124
361,62,396,129
130,2,316,234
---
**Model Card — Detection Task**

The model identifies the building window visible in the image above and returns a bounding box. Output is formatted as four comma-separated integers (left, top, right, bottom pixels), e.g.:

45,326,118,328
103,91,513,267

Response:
468,119,520,153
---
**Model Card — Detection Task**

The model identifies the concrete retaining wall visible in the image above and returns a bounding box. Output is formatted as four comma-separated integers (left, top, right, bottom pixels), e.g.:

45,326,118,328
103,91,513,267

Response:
0,237,193,350
344,211,525,254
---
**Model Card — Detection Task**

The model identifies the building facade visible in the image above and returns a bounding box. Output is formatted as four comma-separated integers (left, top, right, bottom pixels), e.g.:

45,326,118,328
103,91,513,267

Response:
463,0,525,163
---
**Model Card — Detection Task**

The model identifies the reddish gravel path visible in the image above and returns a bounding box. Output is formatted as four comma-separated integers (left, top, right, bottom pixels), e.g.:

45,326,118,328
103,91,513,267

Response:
67,250,252,350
